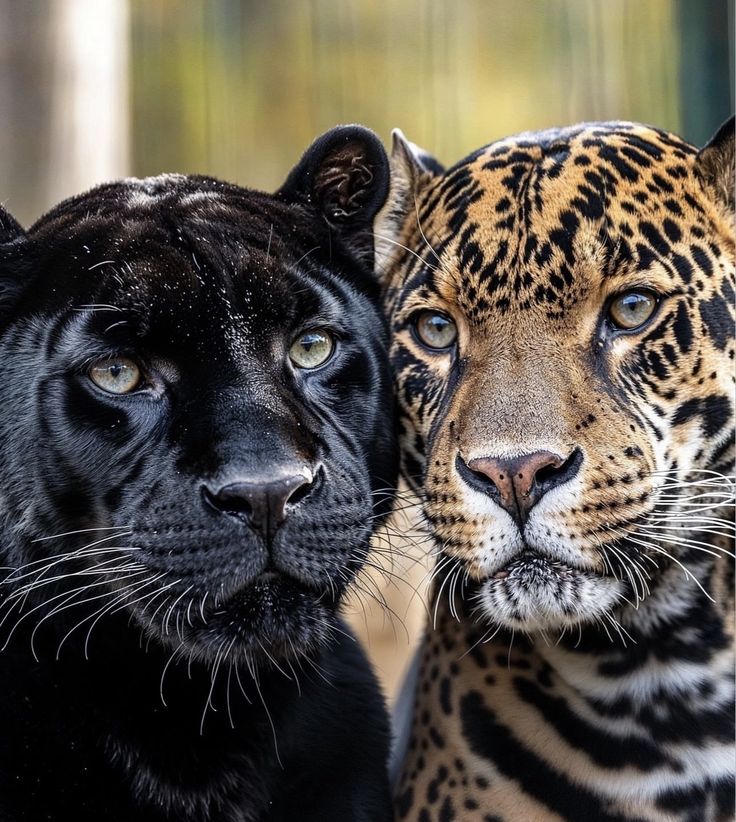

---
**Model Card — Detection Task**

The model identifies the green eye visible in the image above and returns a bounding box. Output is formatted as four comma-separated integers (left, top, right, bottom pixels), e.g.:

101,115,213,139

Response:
89,357,143,394
608,291,658,330
289,329,334,369
414,310,458,350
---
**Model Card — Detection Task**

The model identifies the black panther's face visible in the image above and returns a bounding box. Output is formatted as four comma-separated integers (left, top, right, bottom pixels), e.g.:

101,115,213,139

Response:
0,128,397,665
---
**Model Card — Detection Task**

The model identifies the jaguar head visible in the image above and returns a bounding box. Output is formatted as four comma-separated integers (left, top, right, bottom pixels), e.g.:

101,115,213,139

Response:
0,126,397,665
377,118,735,634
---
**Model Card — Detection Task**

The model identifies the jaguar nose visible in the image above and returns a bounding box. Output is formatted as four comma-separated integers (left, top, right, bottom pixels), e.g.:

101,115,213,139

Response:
456,448,583,527
203,469,316,540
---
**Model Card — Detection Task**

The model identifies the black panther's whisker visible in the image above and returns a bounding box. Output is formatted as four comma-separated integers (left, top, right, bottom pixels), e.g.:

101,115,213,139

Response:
159,640,186,708
2,538,136,585
225,644,237,730
200,638,228,736
233,661,253,706
0,565,147,651
161,585,193,637
256,638,292,680
77,574,169,660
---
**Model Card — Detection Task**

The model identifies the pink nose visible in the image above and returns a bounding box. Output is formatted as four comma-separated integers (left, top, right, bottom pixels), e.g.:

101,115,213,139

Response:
457,449,582,525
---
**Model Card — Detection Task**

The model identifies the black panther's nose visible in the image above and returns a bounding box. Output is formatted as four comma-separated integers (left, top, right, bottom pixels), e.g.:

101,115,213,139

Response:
203,469,316,540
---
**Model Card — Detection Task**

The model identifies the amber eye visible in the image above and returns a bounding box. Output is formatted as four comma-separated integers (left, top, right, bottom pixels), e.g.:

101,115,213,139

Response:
289,329,334,369
89,357,143,394
414,311,458,350
608,291,658,331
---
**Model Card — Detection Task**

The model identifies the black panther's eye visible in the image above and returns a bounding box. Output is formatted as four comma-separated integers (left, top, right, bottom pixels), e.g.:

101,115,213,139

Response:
88,357,143,394
289,329,335,369
414,310,458,350
607,290,658,331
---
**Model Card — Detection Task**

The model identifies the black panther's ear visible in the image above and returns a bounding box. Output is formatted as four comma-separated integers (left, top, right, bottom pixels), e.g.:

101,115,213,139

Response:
373,129,444,279
0,204,24,245
278,125,390,263
0,204,26,322
695,115,734,215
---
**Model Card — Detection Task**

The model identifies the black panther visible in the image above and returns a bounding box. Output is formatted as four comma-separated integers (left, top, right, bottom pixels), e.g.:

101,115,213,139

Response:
0,126,397,821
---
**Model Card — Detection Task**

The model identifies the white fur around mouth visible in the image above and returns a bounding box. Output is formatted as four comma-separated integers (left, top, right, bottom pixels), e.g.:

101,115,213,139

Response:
478,552,624,632
491,552,580,581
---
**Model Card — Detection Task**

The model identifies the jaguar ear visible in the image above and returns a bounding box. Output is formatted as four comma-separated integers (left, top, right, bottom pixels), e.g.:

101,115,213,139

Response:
374,129,444,280
392,129,445,182
278,125,390,265
695,115,734,216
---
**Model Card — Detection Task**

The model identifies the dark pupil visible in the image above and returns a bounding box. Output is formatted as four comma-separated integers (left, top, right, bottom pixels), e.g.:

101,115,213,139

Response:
110,364,123,378
429,315,448,332
301,334,320,352
622,294,647,314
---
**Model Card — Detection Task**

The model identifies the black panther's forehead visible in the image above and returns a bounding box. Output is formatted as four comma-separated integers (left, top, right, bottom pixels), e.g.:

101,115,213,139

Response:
15,175,362,365
27,175,313,284
31,173,305,249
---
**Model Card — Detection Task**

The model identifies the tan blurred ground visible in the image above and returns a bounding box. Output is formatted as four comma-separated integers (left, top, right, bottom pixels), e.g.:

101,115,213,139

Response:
345,490,432,703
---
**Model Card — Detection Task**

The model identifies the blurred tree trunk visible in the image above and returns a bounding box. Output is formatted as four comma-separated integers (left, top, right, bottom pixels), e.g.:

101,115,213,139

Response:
47,0,130,207
0,0,130,226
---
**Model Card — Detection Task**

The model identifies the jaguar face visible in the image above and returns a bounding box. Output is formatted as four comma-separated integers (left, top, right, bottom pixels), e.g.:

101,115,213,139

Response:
0,127,397,665
377,119,735,634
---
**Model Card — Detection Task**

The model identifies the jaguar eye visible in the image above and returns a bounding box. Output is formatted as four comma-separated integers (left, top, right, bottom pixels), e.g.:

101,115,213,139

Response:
289,329,334,369
89,357,143,394
414,310,458,350
608,291,658,331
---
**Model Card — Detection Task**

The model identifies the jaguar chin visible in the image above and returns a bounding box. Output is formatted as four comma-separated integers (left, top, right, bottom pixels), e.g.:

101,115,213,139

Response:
472,551,625,634
0,125,397,821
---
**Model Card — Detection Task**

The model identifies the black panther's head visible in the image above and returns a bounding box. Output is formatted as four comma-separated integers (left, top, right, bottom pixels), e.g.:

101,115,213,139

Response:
0,126,397,666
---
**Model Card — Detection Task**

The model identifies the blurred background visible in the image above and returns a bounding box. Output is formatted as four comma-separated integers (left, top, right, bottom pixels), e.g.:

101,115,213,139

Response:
0,0,733,698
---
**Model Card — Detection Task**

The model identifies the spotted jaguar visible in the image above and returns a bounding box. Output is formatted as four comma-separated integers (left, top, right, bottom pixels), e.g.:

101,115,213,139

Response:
378,117,735,821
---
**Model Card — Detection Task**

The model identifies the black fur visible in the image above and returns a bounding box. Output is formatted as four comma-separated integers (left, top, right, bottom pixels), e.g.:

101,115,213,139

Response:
0,126,397,821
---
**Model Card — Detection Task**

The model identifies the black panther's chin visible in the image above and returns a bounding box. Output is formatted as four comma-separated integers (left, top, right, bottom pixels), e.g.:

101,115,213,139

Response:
134,571,345,665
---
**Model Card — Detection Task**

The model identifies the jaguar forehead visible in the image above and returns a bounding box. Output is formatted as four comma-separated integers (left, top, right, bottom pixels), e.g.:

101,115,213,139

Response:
400,125,710,315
